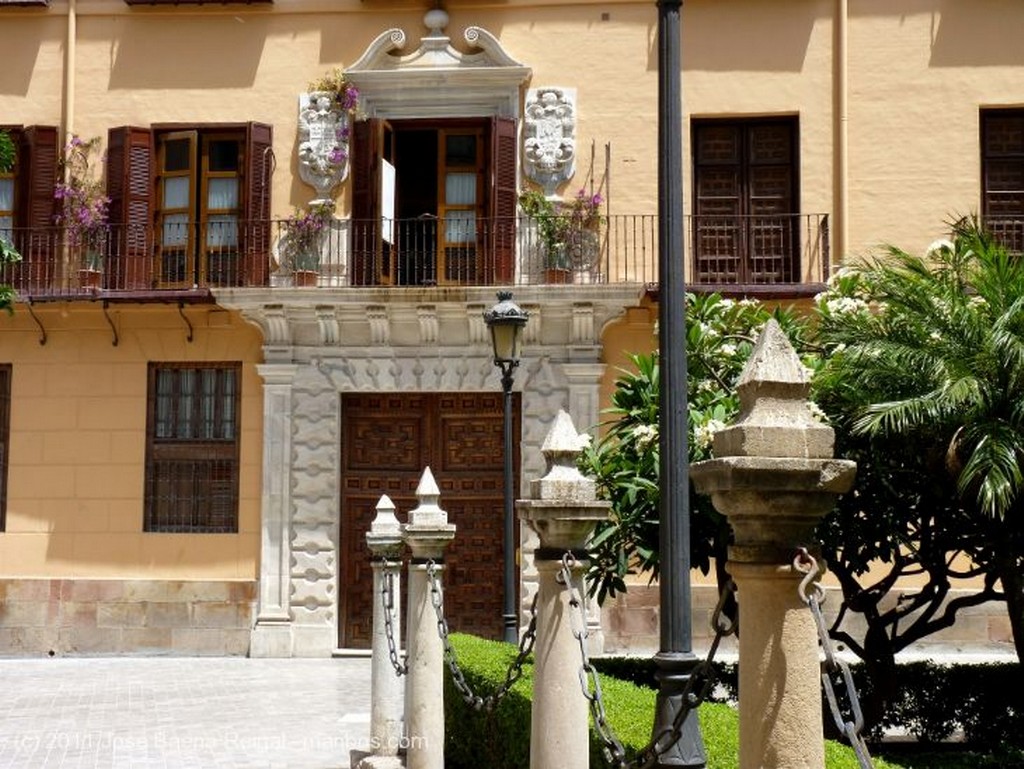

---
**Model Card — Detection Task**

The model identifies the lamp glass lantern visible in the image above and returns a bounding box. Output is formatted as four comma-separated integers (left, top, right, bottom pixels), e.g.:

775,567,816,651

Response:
484,291,529,372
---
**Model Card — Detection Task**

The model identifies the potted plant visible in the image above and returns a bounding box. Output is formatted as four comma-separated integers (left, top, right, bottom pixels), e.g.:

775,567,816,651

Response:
55,135,109,288
281,200,334,286
519,187,603,284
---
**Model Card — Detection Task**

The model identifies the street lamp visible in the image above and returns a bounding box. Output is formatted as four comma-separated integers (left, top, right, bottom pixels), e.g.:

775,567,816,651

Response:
483,290,529,645
652,0,706,765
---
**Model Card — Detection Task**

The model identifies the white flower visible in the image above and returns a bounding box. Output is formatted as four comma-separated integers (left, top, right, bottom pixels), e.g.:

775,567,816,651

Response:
694,418,726,451
719,342,737,357
825,296,869,316
925,239,955,258
806,400,828,424
632,424,658,450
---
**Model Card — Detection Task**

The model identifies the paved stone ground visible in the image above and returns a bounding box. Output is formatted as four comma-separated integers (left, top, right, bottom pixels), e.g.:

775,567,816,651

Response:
0,657,373,769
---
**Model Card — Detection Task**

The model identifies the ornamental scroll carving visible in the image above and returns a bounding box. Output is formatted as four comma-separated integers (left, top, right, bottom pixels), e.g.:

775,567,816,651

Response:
523,87,577,196
297,92,350,199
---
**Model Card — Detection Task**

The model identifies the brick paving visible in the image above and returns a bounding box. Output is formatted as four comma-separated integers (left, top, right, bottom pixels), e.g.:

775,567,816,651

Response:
0,657,373,769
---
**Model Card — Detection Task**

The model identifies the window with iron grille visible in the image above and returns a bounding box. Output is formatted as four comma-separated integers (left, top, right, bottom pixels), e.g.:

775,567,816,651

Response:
0,364,9,531
691,117,799,285
981,109,1024,253
144,362,240,533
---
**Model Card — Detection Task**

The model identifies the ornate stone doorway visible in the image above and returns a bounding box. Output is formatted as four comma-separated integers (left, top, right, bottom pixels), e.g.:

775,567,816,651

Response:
337,391,521,648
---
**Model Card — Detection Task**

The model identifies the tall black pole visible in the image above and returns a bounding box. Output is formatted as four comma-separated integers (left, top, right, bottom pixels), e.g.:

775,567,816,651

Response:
501,365,518,644
652,0,705,764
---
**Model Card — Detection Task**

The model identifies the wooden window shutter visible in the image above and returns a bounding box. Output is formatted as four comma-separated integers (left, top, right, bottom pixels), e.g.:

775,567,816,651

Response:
350,118,383,286
243,121,272,287
16,126,57,231
489,116,517,284
13,126,58,287
107,126,154,289
0,364,9,531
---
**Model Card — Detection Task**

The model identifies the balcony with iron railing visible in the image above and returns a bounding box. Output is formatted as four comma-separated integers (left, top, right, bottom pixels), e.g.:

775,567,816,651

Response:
0,213,831,300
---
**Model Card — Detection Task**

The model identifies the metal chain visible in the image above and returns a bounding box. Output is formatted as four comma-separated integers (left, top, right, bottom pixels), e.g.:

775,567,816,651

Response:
794,548,874,769
559,552,738,769
380,562,407,677
426,560,539,712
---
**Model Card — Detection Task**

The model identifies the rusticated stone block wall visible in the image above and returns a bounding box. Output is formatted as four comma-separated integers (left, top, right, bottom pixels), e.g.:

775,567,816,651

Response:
0,580,256,656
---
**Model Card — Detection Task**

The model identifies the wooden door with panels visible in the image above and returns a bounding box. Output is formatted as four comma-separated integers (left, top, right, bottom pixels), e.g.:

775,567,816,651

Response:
338,392,520,648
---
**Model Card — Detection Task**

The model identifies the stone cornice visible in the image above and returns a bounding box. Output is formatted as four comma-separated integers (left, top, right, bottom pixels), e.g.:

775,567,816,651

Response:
218,286,640,355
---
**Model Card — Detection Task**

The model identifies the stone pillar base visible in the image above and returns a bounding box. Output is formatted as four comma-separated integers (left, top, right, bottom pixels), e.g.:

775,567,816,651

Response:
249,621,293,658
290,625,337,657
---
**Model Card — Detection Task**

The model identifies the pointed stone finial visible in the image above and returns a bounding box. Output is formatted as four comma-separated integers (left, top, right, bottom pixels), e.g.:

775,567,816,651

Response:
530,410,596,502
407,466,449,527
371,495,400,536
402,466,455,560
366,495,403,558
713,319,835,459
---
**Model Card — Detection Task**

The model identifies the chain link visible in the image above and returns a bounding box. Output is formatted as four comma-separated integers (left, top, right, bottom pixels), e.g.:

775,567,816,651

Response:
380,562,408,677
794,548,874,769
560,552,738,769
427,560,539,712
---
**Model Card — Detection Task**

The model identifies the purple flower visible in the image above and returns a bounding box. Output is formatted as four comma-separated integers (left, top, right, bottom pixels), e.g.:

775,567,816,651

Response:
342,86,359,112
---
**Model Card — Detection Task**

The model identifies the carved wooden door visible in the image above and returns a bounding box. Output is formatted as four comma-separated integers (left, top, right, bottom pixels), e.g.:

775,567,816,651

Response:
339,392,520,648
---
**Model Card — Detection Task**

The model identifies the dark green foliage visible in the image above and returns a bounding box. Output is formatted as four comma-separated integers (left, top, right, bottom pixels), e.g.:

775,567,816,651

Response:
0,130,14,173
443,633,905,769
813,217,1024,717
442,633,532,769
862,661,1024,747
0,129,20,311
580,293,807,604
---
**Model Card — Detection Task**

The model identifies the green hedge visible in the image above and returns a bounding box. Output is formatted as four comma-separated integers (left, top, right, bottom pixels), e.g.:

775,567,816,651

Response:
592,655,1024,748
443,633,905,769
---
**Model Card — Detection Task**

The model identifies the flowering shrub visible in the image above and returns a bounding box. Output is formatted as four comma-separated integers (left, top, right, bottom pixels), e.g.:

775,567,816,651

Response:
280,200,333,271
580,293,808,602
518,186,603,270
55,135,109,266
308,68,360,113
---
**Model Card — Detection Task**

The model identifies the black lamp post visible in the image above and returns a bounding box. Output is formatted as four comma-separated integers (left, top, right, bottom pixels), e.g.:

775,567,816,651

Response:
652,0,705,765
483,290,529,645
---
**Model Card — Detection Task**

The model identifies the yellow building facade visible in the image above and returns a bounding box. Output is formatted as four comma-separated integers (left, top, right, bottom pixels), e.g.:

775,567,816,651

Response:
0,0,1018,655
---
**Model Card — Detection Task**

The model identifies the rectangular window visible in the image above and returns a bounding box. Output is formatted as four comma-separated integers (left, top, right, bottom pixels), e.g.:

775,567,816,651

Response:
981,109,1024,252
155,131,242,288
0,365,9,531
692,117,799,285
144,362,240,533
351,117,515,287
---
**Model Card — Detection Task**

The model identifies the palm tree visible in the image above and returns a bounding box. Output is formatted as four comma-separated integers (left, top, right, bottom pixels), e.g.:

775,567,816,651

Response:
815,216,1024,662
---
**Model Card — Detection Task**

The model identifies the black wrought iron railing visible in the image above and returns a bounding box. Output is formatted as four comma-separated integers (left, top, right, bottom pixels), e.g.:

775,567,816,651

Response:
0,213,830,298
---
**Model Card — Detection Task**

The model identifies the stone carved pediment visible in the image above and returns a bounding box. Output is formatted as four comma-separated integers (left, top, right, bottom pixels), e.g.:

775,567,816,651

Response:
345,11,531,119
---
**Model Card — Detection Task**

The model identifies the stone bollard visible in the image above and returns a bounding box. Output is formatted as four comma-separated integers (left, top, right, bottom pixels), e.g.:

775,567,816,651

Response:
517,410,611,769
402,467,455,769
359,495,405,769
690,319,856,769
